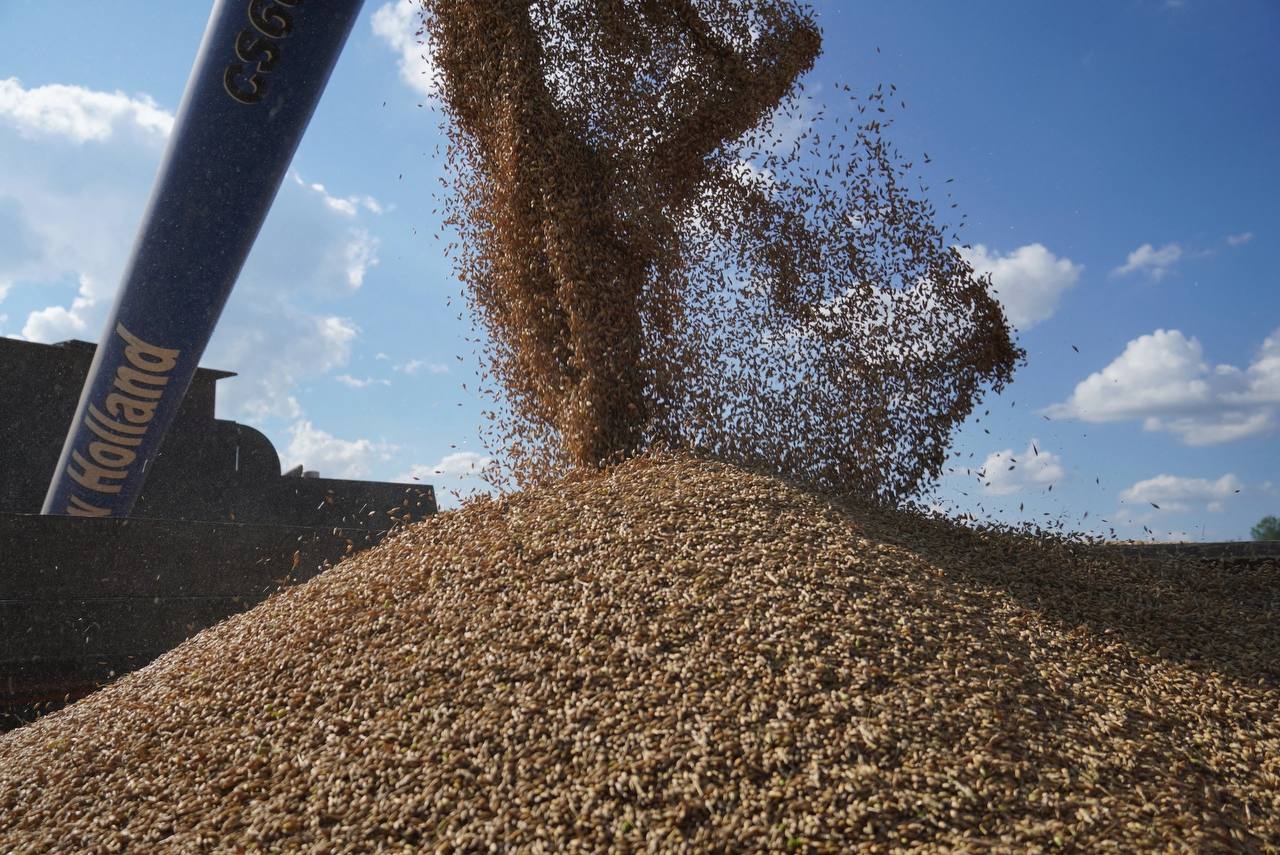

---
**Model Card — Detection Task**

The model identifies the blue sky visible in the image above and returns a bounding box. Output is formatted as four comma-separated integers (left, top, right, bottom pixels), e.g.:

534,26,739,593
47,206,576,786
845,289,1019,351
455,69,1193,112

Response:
1,1,1277,536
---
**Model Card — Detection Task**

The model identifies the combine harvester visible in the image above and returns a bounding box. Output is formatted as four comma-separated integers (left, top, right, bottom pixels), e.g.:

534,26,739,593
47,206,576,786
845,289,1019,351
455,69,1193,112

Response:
0,0,438,728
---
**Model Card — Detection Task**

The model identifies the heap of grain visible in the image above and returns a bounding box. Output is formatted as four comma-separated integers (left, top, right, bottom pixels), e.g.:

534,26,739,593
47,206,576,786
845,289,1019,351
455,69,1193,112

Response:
2,452,1276,851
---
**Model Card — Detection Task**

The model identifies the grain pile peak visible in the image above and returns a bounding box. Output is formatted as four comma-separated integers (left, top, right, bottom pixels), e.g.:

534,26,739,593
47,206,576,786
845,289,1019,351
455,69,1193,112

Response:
424,0,1023,503
3,452,1276,852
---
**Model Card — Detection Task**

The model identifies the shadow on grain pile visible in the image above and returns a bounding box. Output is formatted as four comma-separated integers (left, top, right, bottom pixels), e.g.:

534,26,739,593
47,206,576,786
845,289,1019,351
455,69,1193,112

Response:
847,503,1280,694
1,452,1276,853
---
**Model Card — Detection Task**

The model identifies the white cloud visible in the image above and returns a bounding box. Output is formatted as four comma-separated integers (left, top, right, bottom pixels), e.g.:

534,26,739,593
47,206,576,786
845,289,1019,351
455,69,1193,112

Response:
395,358,449,375
1112,242,1182,281
1243,329,1280,403
285,420,396,480
0,80,174,334
335,373,390,388
1119,473,1242,514
977,439,1065,495
291,172,385,218
21,303,87,341
1045,327,1280,445
212,313,361,422
372,0,437,97
396,451,492,509
1226,231,1254,247
959,243,1082,330
0,77,173,143
342,228,380,289
1049,330,1215,418
283,175,382,289
320,316,359,350
325,194,358,216
20,274,95,341
1147,410,1273,446
422,451,490,478
0,197,42,303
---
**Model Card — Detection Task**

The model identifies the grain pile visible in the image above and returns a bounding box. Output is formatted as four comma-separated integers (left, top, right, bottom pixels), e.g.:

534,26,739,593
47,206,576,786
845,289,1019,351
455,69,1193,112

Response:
2,452,1276,852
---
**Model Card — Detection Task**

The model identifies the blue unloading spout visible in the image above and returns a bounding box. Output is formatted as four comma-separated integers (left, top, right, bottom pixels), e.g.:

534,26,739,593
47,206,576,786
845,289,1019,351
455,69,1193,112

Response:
42,0,366,517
